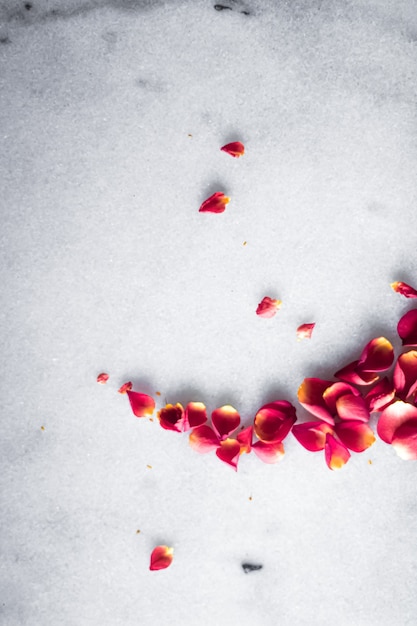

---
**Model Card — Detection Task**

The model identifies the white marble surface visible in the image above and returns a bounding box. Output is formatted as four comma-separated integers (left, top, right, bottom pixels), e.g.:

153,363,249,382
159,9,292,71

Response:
1,1,417,624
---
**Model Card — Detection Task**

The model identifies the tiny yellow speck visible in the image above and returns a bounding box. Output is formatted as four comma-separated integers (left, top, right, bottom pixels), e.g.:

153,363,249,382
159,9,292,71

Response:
136,529,141,534
243,241,247,246
368,459,373,465
40,426,45,431
156,391,161,396
149,417,154,422
188,133,192,137
146,464,152,469
248,496,252,501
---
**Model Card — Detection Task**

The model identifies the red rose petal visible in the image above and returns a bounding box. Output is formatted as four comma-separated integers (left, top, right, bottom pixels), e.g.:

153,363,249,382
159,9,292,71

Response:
296,323,315,340
397,309,417,346
216,438,241,470
97,373,109,384
322,382,360,415
158,403,184,432
393,350,417,401
118,381,133,394
335,394,370,422
297,378,335,425
237,425,253,454
391,281,417,299
211,405,240,440
183,402,207,430
333,421,375,452
199,191,230,214
364,377,396,412
189,425,219,453
220,141,245,158
334,360,379,386
256,296,282,318
253,401,297,443
252,440,285,464
127,390,155,418
149,545,174,571
324,433,351,470
292,421,333,451
391,421,417,459
357,337,394,373
377,400,417,443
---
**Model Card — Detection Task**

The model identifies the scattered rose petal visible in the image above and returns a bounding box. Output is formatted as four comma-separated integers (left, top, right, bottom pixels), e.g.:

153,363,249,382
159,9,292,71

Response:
118,381,132,394
297,378,335,425
127,390,155,418
324,433,351,470
220,141,245,158
256,296,282,318
333,421,375,452
391,281,417,299
189,425,219,453
391,421,417,460
297,323,315,340
183,402,207,430
252,440,285,464
158,403,184,432
357,337,394,373
377,400,417,443
199,191,230,214
149,545,174,571
334,360,379,386
335,394,370,423
211,405,240,440
398,309,417,346
253,401,297,443
393,350,417,401
216,438,241,470
364,377,395,412
97,373,109,384
322,382,360,415
237,425,253,454
292,421,333,451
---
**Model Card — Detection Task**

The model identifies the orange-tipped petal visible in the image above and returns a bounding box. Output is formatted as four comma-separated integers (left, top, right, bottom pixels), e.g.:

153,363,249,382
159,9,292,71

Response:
333,421,375,452
216,438,241,470
334,360,379,386
237,425,253,454
149,545,174,571
253,401,297,443
377,400,417,443
220,141,245,158
126,390,155,418
391,281,417,299
252,440,285,464
183,402,207,430
292,421,333,451
322,382,360,415
211,405,240,440
189,425,219,452
335,394,370,422
393,351,417,401
398,309,417,346
158,403,184,432
199,191,230,214
97,372,109,384
357,337,394,373
118,381,132,394
296,323,315,340
391,421,417,459
297,378,335,425
256,296,282,318
364,377,395,412
324,433,351,470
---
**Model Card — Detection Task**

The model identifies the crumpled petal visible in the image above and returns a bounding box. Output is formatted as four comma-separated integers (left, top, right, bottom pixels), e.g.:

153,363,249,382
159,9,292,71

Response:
357,337,394,373
334,360,379,386
292,421,333,451
256,296,282,318
199,191,230,214
158,403,184,432
220,141,245,158
297,378,335,425
211,405,240,440
391,421,417,460
296,323,315,340
189,425,219,452
237,426,253,454
183,402,207,430
252,440,285,464
149,545,174,571
324,433,351,470
118,381,132,394
335,394,370,422
397,309,417,346
253,401,297,442
393,351,417,401
364,377,396,412
377,400,417,443
127,390,155,418
333,421,375,452
216,438,241,470
97,373,109,384
391,281,417,299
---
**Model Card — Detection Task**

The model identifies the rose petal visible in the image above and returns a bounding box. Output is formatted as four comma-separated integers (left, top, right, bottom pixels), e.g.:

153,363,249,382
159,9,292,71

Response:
333,421,375,452
149,545,174,571
297,378,335,425
127,390,155,418
118,381,132,394
391,281,417,299
397,309,417,347
253,401,297,443
256,296,282,318
324,433,351,470
183,402,207,430
97,373,109,384
357,337,394,373
237,426,253,454
322,382,360,415
391,420,417,459
158,403,184,432
377,400,417,443
292,421,333,451
364,377,396,412
220,141,245,158
211,405,240,440
199,191,230,214
252,440,285,464
334,360,379,386
335,394,370,422
393,351,417,401
189,425,219,453
296,323,315,340
216,438,241,470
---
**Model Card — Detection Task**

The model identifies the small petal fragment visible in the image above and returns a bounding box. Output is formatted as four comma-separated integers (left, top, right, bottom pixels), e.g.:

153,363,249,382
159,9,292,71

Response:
253,401,297,443
256,296,282,318
216,438,241,470
189,425,219,453
333,421,375,452
292,421,333,451
324,433,351,470
364,377,395,412
391,281,417,299
377,400,417,443
118,381,132,394
297,378,335,425
149,545,174,571
97,373,109,384
127,390,155,418
252,440,285,464
357,337,394,373
398,309,417,347
393,351,417,400
296,323,315,340
183,402,207,430
237,426,253,454
391,421,417,460
158,403,184,432
199,191,230,214
220,141,245,158
211,405,240,440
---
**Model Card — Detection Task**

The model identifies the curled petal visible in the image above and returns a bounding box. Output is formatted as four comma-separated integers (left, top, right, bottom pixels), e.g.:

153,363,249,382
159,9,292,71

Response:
256,297,282,318
377,400,417,443
324,433,351,470
364,377,396,412
211,405,240,440
333,421,375,452
297,378,335,425
292,421,333,451
237,426,253,454
357,337,394,373
391,421,417,460
216,438,241,470
158,403,184,432
97,373,109,384
127,390,155,418
253,401,297,443
334,360,379,386
199,191,230,214
323,382,359,415
183,402,207,430
118,381,132,394
149,546,174,571
394,351,417,401
189,425,219,453
296,323,315,340
397,309,417,346
391,281,417,299
335,394,370,422
220,141,245,158
252,440,285,464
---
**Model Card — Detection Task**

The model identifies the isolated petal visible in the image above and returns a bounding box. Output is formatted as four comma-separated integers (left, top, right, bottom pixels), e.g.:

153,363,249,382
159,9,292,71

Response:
323,382,360,415
237,426,253,454
296,323,315,340
97,373,109,384
118,381,132,394
183,402,207,430
391,281,417,299
189,425,219,452
397,309,417,346
256,296,282,318
158,403,184,432
149,546,174,571
335,394,370,422
391,421,417,460
199,191,230,214
216,438,241,470
292,421,333,451
324,433,351,470
333,421,375,452
254,401,297,443
220,141,245,158
364,377,395,412
393,351,417,400
377,400,417,443
211,405,240,440
297,378,335,424
252,440,285,464
127,390,155,418
334,360,379,386
357,337,394,373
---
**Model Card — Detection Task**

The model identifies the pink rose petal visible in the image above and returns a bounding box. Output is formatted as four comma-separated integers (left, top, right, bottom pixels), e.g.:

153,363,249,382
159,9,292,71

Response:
256,297,282,319
296,323,315,340
391,421,417,460
292,421,333,451
393,351,417,401
216,438,241,470
127,390,155,418
97,373,109,384
377,400,417,444
253,401,297,443
237,426,253,454
333,421,375,452
158,403,184,432
391,281,417,299
252,440,285,464
220,141,245,158
297,378,335,425
335,394,370,423
149,545,174,571
199,191,230,214
183,402,207,430
324,433,351,470
397,309,417,346
189,425,219,453
357,337,394,373
211,405,240,440
364,377,396,412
